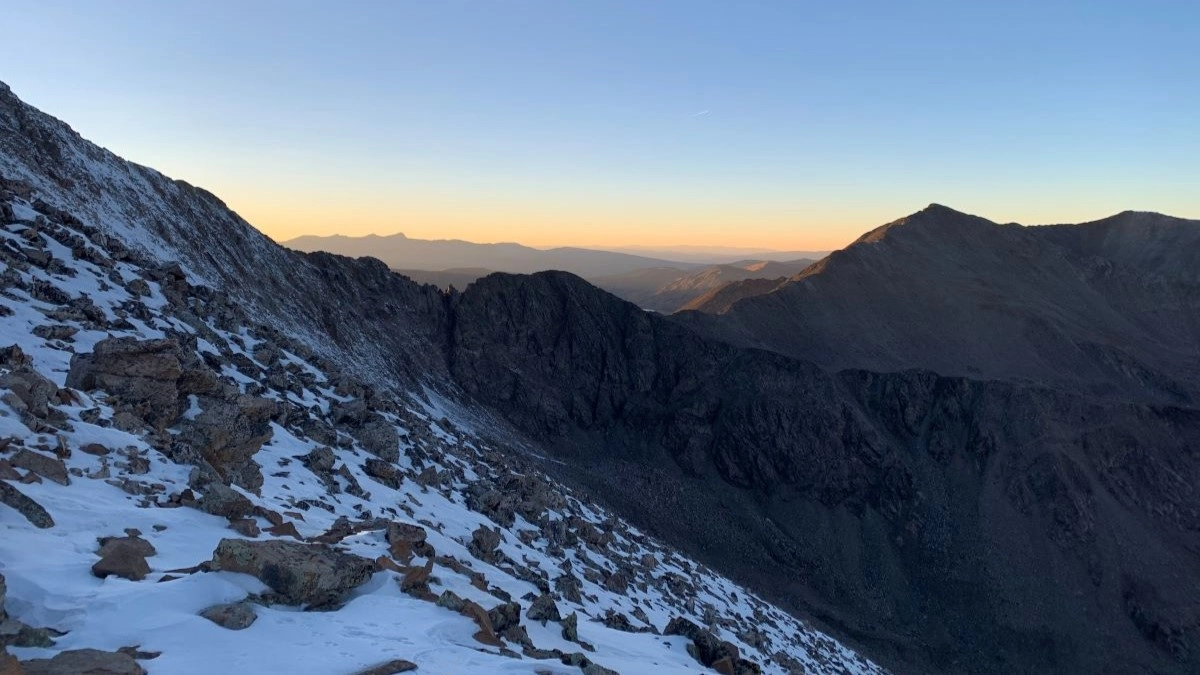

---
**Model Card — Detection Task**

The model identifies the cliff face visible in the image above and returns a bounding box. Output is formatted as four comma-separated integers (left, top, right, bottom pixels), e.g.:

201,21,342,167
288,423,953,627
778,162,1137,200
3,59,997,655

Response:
446,270,1200,675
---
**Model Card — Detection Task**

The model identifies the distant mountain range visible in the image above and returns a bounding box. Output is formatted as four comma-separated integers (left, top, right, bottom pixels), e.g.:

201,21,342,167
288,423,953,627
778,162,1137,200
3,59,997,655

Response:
283,232,711,278
289,233,823,313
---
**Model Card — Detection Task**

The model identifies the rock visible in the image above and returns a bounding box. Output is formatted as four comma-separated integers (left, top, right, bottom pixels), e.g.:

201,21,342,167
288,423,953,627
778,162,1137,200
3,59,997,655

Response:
197,483,255,520
80,443,110,456
663,617,755,673
0,348,59,421
19,648,145,675
363,458,400,489
0,618,56,649
298,446,335,474
488,601,521,633
436,590,465,612
0,572,5,620
97,534,156,558
350,415,399,463
399,559,434,599
181,395,276,491
66,338,184,427
92,535,154,581
199,602,257,630
527,592,561,625
0,482,54,528
460,600,502,647
228,518,260,537
562,612,579,642
554,572,583,604
8,450,68,486
210,538,375,609
351,659,417,675
386,522,431,560
264,522,302,540
468,525,502,564
0,651,21,674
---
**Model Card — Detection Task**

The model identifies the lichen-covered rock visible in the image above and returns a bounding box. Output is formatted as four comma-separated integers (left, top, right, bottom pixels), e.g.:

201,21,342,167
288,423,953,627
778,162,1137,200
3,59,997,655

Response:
210,538,375,609
0,481,53,528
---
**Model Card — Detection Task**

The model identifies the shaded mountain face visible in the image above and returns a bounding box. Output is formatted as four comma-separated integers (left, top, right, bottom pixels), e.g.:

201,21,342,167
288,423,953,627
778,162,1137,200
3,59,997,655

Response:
591,259,815,313
444,270,1200,675
679,205,1200,405
285,232,709,278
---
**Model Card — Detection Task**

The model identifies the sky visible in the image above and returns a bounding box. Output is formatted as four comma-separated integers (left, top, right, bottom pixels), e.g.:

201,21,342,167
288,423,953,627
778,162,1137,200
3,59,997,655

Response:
4,1,1198,250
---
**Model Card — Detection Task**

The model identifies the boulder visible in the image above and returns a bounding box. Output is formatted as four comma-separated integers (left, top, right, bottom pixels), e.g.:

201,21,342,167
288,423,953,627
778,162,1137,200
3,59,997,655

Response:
0,482,53,528
66,338,184,427
362,459,400,489
8,451,68,487
488,601,521,633
92,535,155,581
352,416,400,463
199,602,257,630
0,352,59,421
210,538,375,609
352,660,417,675
664,617,757,673
181,395,276,491
196,483,255,520
468,525,502,564
527,592,561,625
19,649,145,675
386,522,432,560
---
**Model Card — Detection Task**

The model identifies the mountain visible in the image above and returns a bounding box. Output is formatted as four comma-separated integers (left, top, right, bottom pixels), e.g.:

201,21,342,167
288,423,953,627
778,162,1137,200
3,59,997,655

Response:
3,80,1199,675
599,245,830,265
592,259,815,313
0,81,880,675
283,233,708,278
680,204,1200,404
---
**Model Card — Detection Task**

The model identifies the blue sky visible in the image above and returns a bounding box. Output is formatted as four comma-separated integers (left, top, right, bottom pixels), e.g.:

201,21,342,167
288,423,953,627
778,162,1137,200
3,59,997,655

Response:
5,1,1197,248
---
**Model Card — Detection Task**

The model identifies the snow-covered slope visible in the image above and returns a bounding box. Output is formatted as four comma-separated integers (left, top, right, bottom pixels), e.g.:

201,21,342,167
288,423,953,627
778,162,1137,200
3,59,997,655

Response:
0,87,885,674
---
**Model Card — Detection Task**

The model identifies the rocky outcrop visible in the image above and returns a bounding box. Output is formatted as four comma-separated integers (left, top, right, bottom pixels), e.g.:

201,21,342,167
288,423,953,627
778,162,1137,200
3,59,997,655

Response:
66,338,185,427
210,538,375,609
67,338,275,490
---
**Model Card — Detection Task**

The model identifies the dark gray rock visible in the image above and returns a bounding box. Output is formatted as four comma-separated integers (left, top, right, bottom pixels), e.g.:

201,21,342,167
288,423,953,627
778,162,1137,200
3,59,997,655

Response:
526,592,561,625
210,538,375,609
